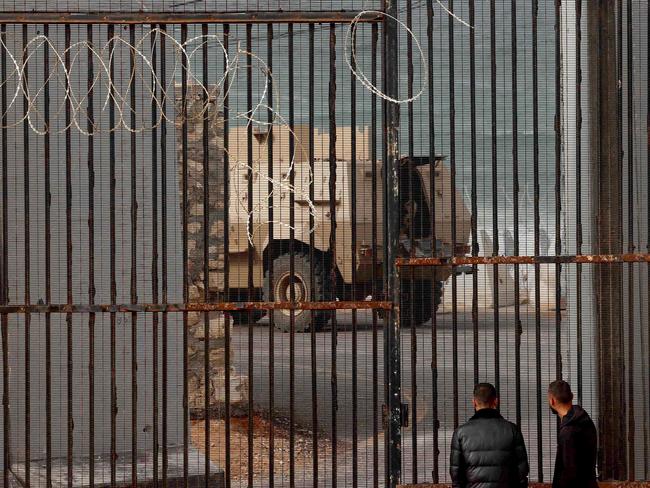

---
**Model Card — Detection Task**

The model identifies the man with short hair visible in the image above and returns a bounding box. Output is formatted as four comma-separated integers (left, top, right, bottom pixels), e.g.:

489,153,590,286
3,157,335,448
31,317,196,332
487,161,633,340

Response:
450,383,529,488
548,380,598,488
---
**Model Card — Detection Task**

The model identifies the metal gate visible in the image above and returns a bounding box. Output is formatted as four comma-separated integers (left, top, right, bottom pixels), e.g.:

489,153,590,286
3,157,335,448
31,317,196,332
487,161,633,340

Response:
0,1,649,487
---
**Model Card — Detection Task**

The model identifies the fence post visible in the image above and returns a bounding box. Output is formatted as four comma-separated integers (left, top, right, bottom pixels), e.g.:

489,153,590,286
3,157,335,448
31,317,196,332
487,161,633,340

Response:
383,1,402,487
587,0,627,480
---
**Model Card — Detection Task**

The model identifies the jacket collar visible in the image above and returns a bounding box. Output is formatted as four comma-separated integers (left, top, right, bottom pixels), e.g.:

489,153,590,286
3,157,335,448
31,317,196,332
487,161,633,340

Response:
470,408,503,421
560,405,585,428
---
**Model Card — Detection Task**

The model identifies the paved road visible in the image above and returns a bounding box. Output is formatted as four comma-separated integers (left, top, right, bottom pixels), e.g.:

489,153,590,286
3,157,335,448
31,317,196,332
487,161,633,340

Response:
232,308,563,485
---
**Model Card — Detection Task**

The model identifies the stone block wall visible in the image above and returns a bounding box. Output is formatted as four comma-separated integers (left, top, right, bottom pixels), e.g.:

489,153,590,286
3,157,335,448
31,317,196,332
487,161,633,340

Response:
176,84,246,414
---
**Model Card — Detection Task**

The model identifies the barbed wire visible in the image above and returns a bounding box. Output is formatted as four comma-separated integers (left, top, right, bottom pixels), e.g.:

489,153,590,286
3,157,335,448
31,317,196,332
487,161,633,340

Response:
1,26,324,245
0,6,465,242
0,28,236,135
345,10,428,105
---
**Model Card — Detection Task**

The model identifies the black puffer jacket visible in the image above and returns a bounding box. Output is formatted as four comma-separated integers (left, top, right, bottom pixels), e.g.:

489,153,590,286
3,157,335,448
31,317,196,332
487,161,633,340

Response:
450,408,529,488
552,405,598,488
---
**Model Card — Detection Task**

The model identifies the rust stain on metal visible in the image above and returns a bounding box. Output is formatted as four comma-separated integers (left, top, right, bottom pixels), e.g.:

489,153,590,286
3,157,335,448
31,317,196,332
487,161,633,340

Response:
0,301,393,314
0,10,383,24
398,484,650,488
396,253,650,266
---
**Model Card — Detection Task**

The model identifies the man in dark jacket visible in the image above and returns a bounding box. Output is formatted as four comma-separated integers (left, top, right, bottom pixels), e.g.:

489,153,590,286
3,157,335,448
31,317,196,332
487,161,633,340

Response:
548,380,598,488
450,383,529,488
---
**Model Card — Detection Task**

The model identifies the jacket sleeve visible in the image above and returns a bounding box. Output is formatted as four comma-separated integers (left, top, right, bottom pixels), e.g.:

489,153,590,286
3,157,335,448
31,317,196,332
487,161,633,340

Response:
555,428,579,488
450,429,464,488
513,426,529,488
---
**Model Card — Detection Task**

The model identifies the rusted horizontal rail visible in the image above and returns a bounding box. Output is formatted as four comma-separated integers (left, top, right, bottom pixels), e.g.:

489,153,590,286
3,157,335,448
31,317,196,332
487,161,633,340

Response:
0,10,382,25
398,483,650,488
0,300,392,314
396,253,650,266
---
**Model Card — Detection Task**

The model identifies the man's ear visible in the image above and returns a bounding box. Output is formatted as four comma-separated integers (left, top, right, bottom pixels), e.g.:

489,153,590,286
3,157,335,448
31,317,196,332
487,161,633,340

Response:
472,398,478,410
494,397,500,409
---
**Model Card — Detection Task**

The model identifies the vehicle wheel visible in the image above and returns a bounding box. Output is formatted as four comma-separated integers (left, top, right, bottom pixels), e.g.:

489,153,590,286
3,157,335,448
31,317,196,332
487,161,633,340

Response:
263,252,332,332
229,309,265,326
401,279,443,326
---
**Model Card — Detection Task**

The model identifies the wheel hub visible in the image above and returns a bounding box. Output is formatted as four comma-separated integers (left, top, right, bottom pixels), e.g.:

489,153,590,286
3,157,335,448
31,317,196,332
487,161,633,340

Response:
275,272,307,316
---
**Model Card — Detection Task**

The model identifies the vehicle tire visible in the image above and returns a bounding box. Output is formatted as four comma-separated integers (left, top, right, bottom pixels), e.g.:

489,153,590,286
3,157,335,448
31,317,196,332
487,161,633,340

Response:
401,279,443,327
263,252,332,332
229,309,265,326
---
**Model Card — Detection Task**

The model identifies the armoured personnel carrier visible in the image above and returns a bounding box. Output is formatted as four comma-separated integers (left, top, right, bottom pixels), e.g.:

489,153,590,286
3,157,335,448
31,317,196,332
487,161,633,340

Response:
224,125,472,331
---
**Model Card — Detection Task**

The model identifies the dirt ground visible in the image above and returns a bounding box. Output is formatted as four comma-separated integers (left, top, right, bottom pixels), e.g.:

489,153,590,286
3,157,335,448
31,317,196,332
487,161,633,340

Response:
191,414,336,482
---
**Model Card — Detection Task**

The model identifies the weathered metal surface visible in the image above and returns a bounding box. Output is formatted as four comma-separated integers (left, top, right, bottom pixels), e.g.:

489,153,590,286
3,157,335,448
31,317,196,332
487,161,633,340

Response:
398,484,650,488
589,0,628,478
0,10,382,24
329,24,340,488
396,253,650,266
0,2,648,485
384,1,402,486
0,301,393,314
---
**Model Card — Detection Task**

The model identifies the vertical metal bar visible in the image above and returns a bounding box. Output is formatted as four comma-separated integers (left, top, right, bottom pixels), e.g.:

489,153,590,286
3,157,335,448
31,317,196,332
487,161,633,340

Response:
383,0,402,485
266,22,275,488
555,0,563,384
86,23,96,488
349,20,359,488
287,22,296,488
107,23,117,488
222,24,232,488
448,0,459,428
0,305,6,488
21,25,31,487
511,0,522,429
405,1,418,480
382,18,389,486
531,0,543,480
425,0,439,480
489,0,500,396
468,0,479,387
151,25,160,488
617,0,627,477
625,0,635,476
589,0,626,475
328,23,338,488
370,21,380,488
180,23,189,488
201,23,211,488
43,22,52,488
129,24,139,487
647,1,650,478
575,0,584,406
65,23,73,487
307,22,318,488
246,23,254,488
159,23,169,488
0,23,8,488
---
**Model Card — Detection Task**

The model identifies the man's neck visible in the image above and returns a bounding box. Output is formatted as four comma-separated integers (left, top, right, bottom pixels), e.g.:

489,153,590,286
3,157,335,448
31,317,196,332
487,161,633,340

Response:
556,404,572,419
474,405,498,413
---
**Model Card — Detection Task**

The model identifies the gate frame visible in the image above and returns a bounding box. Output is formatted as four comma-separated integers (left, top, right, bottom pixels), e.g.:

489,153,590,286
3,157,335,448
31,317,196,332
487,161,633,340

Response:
383,1,403,487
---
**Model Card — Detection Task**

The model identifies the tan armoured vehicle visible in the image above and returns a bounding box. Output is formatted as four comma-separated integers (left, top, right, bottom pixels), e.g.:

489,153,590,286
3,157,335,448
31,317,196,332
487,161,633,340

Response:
225,125,472,331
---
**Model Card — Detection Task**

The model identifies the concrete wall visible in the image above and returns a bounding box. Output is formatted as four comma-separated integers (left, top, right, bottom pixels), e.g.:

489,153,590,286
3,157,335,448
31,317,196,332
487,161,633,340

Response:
1,23,186,467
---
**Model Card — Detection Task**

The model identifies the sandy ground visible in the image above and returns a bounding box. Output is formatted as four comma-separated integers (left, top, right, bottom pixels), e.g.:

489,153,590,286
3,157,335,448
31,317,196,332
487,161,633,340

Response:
191,414,336,482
